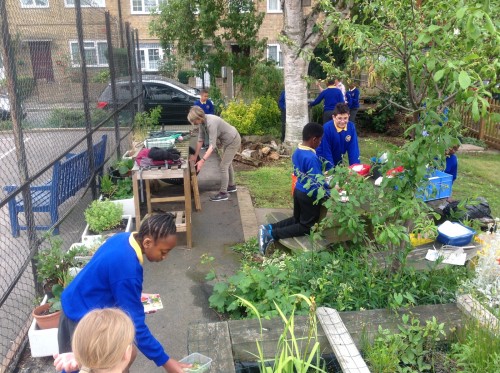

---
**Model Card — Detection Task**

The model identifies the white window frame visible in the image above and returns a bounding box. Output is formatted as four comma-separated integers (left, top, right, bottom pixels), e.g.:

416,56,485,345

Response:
20,0,49,8
267,0,282,13
139,46,164,72
267,44,283,68
64,0,105,7
69,40,108,67
131,0,165,14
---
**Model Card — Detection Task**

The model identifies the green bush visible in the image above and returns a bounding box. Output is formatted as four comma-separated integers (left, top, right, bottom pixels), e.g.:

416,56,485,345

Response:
47,108,110,128
92,69,110,83
221,96,280,135
0,120,13,131
178,70,195,84
17,76,36,100
240,62,283,101
84,200,123,233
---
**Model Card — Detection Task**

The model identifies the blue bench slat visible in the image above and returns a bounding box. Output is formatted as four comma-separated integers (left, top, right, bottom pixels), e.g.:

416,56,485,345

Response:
3,135,107,237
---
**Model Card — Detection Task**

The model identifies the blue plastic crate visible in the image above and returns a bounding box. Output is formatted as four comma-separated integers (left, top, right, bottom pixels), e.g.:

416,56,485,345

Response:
416,170,453,202
437,221,476,246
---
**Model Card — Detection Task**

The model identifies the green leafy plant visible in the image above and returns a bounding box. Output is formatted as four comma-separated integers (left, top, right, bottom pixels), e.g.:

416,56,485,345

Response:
133,105,162,143
449,318,500,372
47,108,109,128
84,200,124,233
221,96,280,135
238,294,326,373
91,69,110,83
35,235,85,287
363,314,446,373
113,158,134,176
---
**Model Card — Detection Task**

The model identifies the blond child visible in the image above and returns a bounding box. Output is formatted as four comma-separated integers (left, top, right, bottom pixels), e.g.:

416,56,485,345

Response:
54,308,135,372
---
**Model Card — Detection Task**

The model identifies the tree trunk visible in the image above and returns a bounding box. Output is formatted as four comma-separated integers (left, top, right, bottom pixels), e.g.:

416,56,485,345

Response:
282,1,312,145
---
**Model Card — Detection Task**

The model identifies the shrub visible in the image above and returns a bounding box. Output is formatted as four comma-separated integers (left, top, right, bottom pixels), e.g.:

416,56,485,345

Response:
178,70,195,84
92,69,110,83
221,96,280,135
17,76,36,100
240,62,283,101
84,200,123,233
0,120,13,131
47,108,109,128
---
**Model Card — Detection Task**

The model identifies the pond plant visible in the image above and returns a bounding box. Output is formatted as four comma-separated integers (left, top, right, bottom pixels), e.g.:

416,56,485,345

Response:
238,294,327,373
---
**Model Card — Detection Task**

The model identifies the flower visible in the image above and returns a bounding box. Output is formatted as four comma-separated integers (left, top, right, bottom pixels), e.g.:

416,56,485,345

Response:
454,28,460,36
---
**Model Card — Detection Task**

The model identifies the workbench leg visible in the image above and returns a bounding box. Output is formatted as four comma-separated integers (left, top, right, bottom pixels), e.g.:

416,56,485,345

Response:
146,180,152,214
133,173,141,230
190,160,201,211
183,167,192,248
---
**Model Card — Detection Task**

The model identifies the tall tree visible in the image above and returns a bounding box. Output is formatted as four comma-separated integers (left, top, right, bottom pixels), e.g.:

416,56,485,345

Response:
150,0,266,85
281,1,354,143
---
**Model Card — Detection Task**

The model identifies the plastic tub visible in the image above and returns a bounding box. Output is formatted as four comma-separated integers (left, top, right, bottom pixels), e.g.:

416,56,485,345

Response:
436,221,476,246
179,353,212,373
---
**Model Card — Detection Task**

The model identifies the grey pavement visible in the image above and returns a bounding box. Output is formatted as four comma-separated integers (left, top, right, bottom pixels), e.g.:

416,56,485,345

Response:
14,140,265,373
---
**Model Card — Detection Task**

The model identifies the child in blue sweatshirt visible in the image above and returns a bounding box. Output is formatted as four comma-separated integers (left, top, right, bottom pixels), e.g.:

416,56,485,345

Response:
58,214,190,373
259,122,329,255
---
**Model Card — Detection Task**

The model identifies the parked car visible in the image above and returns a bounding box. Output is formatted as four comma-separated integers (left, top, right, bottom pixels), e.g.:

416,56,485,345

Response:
0,94,26,120
97,76,200,125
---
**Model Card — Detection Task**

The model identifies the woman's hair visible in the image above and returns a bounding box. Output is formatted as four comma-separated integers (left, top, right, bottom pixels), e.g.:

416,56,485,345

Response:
187,106,206,124
136,213,176,242
72,308,135,373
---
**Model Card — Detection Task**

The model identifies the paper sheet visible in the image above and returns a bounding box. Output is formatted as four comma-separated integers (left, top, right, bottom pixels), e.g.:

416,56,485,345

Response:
425,248,467,265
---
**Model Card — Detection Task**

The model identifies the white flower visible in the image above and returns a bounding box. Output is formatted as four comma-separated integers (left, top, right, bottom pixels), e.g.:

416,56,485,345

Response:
454,28,460,36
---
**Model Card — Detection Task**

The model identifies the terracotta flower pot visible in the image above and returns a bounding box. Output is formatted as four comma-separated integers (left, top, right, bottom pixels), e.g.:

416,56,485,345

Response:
32,303,61,330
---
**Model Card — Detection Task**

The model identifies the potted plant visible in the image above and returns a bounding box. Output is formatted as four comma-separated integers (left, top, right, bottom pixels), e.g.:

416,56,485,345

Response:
32,283,63,330
100,174,135,217
82,199,132,244
69,238,105,266
109,158,135,182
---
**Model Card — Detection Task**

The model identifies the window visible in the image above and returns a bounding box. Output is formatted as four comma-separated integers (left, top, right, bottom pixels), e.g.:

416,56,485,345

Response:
139,45,163,71
267,44,283,68
65,0,105,6
70,41,108,67
20,0,49,8
267,0,282,13
131,0,164,14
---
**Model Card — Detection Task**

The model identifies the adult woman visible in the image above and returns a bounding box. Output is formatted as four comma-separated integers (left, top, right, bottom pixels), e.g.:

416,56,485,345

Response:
188,106,241,202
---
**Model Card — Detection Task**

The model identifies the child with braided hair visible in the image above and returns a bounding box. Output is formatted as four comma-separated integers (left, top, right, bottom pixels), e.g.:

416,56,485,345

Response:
57,213,190,373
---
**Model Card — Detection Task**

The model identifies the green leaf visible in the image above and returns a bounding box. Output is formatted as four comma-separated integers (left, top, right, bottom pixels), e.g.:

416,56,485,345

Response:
433,69,445,82
484,13,496,34
472,99,480,121
428,25,441,33
458,71,471,89
456,8,466,19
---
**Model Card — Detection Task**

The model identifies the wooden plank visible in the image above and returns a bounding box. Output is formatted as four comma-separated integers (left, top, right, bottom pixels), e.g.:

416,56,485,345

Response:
187,321,236,373
189,160,201,211
266,211,353,254
229,303,463,361
457,294,500,335
316,307,370,373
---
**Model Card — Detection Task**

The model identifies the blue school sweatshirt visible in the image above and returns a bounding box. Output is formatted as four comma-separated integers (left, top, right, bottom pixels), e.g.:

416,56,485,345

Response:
309,87,345,111
61,233,169,367
316,120,360,169
293,145,329,198
194,98,215,114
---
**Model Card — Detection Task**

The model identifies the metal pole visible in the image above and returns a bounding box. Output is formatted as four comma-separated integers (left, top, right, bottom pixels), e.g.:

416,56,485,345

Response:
125,23,136,119
134,28,143,113
75,0,97,199
1,0,39,290
105,11,121,158
117,0,125,48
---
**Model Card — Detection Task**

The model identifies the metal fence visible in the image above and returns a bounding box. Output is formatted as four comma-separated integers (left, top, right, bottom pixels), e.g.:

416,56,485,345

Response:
0,2,141,371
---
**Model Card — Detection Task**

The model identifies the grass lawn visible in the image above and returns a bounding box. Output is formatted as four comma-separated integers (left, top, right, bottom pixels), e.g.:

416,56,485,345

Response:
236,136,500,217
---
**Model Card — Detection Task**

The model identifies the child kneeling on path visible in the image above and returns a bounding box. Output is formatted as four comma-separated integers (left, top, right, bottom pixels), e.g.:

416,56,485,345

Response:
258,122,330,255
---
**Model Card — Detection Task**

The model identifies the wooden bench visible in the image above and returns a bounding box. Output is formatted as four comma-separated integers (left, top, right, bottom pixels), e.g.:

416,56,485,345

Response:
4,135,107,237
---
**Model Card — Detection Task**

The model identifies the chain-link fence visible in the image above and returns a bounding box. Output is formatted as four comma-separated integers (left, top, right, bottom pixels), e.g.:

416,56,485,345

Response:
0,1,142,371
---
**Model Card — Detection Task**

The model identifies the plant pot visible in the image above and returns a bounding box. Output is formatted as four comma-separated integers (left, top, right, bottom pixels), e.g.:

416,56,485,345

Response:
32,303,61,330
100,194,135,217
82,214,133,244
